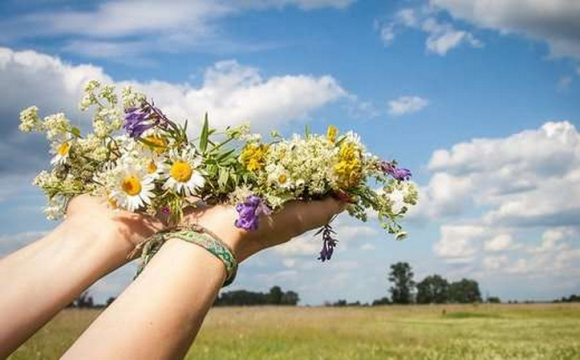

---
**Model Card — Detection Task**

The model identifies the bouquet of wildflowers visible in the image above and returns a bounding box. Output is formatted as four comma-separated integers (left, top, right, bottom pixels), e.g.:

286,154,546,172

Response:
19,80,418,261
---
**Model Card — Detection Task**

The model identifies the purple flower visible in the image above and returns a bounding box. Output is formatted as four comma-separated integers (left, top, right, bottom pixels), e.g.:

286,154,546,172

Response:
318,225,338,262
123,101,170,138
234,195,271,231
380,161,412,181
161,207,171,215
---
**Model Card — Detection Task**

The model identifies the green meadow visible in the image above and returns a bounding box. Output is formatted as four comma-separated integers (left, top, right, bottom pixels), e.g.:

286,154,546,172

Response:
9,303,580,360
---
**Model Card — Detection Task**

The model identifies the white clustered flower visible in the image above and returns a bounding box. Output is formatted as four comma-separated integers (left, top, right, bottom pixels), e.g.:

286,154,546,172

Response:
44,196,68,220
19,106,42,132
43,113,71,141
121,86,145,109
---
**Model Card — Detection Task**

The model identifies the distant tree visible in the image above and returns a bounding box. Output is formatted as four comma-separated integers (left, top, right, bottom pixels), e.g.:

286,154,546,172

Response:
448,279,482,303
372,297,391,306
75,291,94,308
333,299,347,307
269,286,283,305
416,274,449,304
389,262,415,304
281,291,300,305
487,296,501,304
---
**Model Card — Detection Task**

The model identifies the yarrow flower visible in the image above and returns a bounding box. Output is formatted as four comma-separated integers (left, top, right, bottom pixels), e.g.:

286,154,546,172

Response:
234,195,272,231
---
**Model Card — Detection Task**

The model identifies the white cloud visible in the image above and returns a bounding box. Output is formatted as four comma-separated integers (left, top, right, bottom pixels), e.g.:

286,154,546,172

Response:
426,121,580,228
377,8,482,56
422,17,483,55
388,95,429,116
424,121,580,290
433,224,485,260
430,0,580,61
484,234,516,252
0,0,355,59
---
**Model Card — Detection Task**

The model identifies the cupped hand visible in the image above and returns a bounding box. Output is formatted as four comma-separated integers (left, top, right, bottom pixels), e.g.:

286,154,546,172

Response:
182,198,347,262
65,194,165,258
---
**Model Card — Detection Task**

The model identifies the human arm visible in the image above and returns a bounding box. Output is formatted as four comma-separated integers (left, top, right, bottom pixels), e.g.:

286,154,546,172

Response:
61,198,345,360
0,195,162,358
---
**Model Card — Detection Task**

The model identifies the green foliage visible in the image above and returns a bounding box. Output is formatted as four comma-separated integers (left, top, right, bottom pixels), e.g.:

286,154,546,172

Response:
388,262,415,304
417,274,450,304
449,279,482,304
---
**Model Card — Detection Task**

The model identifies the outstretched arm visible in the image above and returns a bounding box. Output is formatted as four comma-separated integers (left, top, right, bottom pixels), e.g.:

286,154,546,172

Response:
61,198,345,360
0,195,162,358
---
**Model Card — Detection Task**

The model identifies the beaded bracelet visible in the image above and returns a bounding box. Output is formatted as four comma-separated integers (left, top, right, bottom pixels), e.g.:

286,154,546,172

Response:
133,224,238,287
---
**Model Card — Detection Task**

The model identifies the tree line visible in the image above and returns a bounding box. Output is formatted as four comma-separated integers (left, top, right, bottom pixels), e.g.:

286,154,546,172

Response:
381,262,484,304
214,286,300,306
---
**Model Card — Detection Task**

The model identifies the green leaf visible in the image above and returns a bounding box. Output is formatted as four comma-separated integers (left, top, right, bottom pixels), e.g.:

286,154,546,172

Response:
71,127,81,138
218,167,229,188
305,124,311,138
217,148,236,161
199,113,209,153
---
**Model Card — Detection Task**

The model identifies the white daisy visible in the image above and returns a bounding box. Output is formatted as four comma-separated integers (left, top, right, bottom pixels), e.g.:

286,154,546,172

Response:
266,164,292,190
110,166,155,212
50,141,71,165
161,149,205,196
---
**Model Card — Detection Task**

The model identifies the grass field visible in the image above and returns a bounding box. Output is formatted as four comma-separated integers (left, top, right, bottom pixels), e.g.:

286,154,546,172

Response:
8,303,580,360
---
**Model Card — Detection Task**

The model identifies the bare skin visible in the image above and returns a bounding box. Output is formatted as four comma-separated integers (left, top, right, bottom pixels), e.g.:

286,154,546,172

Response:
0,195,163,358
62,198,345,360
0,195,344,359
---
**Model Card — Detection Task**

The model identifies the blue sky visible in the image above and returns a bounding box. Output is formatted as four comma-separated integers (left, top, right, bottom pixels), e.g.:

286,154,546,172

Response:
0,0,579,305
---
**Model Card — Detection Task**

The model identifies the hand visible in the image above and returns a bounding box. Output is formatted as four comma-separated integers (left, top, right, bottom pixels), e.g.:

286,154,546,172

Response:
182,198,347,262
65,194,164,259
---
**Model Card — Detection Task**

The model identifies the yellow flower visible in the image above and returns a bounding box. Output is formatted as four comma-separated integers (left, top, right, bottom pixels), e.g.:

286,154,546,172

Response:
240,143,269,172
144,135,168,154
334,142,362,188
327,125,339,143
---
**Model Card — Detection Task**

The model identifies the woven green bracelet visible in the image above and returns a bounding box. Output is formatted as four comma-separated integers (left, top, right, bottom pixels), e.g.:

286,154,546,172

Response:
134,224,238,287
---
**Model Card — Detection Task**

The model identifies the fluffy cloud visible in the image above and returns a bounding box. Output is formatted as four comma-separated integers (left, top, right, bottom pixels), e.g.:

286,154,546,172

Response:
433,225,484,260
431,0,580,61
426,121,580,285
0,0,354,59
388,95,429,116
0,47,345,183
484,234,516,252
378,8,482,55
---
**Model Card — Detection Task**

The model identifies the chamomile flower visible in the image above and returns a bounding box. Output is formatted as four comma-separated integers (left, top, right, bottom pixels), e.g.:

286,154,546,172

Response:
109,166,155,212
265,164,292,190
161,149,205,196
50,141,72,165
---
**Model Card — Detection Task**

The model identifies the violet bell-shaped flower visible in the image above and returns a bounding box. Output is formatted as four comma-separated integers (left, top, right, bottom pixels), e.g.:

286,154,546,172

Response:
380,161,412,181
317,224,338,262
123,100,170,138
234,195,272,231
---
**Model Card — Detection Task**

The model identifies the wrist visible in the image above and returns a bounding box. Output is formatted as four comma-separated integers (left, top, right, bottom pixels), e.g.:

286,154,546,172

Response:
184,205,259,263
60,216,134,267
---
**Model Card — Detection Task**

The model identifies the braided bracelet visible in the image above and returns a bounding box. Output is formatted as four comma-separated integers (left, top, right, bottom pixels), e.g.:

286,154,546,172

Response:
133,224,238,287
